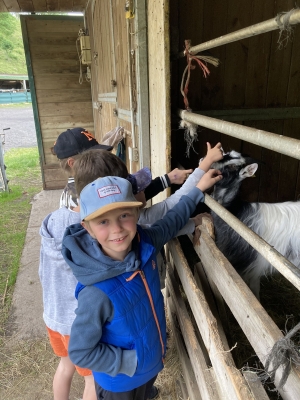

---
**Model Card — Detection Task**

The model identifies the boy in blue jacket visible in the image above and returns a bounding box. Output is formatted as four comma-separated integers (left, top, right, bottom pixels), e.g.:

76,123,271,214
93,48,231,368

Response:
62,170,222,400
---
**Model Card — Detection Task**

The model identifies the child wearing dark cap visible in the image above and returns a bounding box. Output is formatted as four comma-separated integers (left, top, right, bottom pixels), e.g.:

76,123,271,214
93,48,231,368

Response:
51,127,113,211
51,127,192,211
62,170,222,400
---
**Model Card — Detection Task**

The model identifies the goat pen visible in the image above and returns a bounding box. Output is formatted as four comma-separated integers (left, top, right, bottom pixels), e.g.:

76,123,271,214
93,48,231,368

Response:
166,2,300,399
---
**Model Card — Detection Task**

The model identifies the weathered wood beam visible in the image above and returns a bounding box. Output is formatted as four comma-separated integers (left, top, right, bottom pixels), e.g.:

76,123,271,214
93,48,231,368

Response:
192,224,300,399
167,239,253,400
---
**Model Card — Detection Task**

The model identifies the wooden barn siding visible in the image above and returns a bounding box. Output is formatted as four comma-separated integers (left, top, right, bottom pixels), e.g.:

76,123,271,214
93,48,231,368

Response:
148,0,171,202
171,0,300,203
22,16,94,190
85,0,101,138
86,0,139,173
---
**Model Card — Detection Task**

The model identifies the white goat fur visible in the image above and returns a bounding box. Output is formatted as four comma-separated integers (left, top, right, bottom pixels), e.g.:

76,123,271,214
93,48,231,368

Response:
212,151,300,298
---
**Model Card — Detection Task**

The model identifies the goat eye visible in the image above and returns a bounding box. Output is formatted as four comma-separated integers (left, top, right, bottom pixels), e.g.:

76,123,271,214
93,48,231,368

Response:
228,164,237,170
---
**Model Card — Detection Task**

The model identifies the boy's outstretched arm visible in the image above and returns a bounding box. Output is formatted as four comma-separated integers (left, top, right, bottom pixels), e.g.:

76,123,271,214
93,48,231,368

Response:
144,167,193,201
199,142,224,172
144,169,222,251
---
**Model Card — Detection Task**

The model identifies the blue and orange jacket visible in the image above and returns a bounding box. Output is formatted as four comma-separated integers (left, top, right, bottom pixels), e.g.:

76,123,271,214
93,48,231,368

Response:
62,186,204,391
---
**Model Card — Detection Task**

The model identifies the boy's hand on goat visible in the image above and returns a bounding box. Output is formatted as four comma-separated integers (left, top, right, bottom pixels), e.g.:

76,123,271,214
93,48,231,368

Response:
168,168,193,185
199,142,224,172
197,169,222,192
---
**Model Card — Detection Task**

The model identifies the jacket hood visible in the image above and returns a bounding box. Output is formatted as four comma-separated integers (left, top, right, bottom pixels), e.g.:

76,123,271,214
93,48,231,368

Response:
62,223,141,286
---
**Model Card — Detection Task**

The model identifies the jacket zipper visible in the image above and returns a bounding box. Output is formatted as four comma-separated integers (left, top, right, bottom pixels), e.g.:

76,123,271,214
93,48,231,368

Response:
126,270,165,360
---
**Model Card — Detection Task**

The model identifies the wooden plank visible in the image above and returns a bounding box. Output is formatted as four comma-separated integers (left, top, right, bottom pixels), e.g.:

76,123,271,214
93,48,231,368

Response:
3,0,20,12
243,371,269,400
29,34,77,46
167,299,202,400
43,166,66,190
38,101,93,117
240,121,263,203
97,102,117,139
18,0,34,12
244,0,274,108
93,0,115,94
193,226,300,399
26,18,83,33
0,0,8,10
112,0,130,110
34,74,90,89
167,267,221,400
257,120,283,202
223,1,252,108
148,0,171,204
266,0,294,107
201,0,227,110
36,89,92,103
167,239,253,400
194,262,231,352
31,0,47,12
46,0,58,12
32,59,80,74
72,0,85,12
176,377,188,400
58,0,73,12
30,47,78,60
277,119,300,202
40,114,94,129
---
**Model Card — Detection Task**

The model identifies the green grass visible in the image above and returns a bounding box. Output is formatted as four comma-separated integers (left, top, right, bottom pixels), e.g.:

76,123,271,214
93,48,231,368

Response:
0,103,32,108
0,13,27,75
0,147,42,336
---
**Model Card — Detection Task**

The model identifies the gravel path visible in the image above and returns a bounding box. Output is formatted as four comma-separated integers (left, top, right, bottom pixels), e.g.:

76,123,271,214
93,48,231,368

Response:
0,105,37,151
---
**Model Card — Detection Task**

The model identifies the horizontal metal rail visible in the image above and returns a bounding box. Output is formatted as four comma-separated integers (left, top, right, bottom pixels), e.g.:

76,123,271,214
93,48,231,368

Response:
204,194,300,292
178,109,300,160
178,9,300,57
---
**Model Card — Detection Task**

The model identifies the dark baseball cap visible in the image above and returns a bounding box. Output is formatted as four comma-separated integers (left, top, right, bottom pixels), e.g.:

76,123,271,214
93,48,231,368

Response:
52,127,113,159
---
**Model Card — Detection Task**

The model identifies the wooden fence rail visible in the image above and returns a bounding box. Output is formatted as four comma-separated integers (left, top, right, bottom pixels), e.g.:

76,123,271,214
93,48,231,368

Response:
165,217,300,399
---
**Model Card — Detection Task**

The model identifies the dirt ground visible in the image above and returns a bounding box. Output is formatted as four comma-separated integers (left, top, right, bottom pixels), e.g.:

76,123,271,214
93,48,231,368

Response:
0,334,180,400
0,189,181,400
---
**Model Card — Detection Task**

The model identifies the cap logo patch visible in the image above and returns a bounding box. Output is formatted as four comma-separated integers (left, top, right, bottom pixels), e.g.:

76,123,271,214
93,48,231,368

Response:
81,130,95,141
97,185,121,198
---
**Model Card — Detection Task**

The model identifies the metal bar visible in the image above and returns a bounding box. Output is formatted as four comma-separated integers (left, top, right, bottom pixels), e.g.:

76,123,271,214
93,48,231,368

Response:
195,107,300,122
178,9,300,57
178,109,300,160
204,194,300,292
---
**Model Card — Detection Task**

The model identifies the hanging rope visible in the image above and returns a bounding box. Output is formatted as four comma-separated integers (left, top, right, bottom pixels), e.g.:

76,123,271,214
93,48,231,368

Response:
179,40,219,157
261,321,300,390
276,8,298,49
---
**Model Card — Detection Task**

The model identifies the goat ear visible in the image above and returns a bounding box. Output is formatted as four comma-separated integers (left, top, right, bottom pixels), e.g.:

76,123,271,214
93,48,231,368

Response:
239,163,258,179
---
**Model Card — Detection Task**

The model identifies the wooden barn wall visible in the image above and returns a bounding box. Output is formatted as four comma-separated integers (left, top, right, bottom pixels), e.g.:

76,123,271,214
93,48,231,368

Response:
148,0,171,203
85,1,101,136
21,15,93,190
86,0,140,173
170,0,300,203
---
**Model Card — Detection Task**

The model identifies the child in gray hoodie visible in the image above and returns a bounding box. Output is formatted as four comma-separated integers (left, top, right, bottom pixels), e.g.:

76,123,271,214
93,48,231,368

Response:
62,170,222,400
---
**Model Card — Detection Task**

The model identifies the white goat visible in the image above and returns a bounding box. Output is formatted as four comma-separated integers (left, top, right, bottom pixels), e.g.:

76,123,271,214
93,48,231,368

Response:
211,151,300,298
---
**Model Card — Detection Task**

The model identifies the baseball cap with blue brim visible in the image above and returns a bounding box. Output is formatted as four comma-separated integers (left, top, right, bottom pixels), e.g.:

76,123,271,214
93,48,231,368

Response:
127,167,152,194
80,176,143,221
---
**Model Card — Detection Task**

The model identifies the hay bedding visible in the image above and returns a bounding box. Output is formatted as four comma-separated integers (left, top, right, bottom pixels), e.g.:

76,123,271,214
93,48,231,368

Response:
0,321,182,400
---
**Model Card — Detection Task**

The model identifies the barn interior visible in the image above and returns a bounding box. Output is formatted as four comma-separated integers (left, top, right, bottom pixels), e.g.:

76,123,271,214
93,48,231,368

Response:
168,0,300,392
1,0,300,398
170,0,300,205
